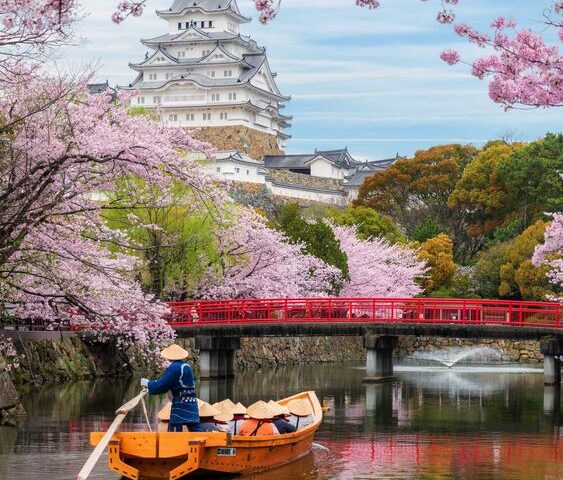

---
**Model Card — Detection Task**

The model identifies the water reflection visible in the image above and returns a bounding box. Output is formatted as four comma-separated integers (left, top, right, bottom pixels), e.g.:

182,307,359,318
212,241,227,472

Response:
0,363,561,480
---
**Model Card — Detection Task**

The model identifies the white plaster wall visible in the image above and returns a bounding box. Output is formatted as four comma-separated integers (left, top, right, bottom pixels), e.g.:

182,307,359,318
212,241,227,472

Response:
166,13,239,34
309,158,346,179
206,159,265,184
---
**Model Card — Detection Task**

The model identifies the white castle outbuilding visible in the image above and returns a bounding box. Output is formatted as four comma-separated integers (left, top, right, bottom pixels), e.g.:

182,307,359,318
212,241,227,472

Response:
125,0,291,152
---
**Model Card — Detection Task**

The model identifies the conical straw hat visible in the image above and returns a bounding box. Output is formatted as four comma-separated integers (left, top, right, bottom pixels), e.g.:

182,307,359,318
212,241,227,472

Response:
213,399,236,412
213,408,234,423
160,344,189,361
268,400,290,416
199,402,221,418
287,398,313,417
232,402,247,415
246,400,276,420
158,401,172,421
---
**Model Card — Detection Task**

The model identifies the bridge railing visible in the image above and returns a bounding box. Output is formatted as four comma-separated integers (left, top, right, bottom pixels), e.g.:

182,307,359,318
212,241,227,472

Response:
167,298,561,329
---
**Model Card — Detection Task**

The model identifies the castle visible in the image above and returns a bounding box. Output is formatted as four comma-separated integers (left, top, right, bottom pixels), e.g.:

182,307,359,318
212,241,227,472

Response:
121,0,398,205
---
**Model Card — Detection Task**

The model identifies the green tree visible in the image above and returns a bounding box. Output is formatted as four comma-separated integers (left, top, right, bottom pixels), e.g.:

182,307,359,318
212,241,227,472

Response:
472,242,509,299
412,218,442,243
328,206,404,243
415,234,457,294
498,220,553,300
450,134,563,241
276,203,349,283
104,179,218,300
355,144,479,262
449,142,524,237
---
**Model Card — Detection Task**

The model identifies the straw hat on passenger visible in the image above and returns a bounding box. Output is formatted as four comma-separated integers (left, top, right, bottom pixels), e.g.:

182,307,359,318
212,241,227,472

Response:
287,399,313,417
158,401,172,421
213,399,236,412
246,400,276,420
199,402,221,418
268,400,290,417
160,344,189,361
232,402,247,416
213,407,234,423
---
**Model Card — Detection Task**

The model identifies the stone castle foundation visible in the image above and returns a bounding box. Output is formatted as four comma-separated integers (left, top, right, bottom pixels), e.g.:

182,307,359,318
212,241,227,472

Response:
194,125,283,160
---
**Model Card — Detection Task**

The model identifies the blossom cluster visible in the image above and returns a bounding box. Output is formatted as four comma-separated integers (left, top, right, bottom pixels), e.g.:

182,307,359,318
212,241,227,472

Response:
533,211,563,303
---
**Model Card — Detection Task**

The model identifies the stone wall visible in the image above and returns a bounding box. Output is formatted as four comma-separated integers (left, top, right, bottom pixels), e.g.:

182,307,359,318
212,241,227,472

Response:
235,336,364,369
267,170,344,191
0,356,22,423
396,336,542,363
194,126,282,160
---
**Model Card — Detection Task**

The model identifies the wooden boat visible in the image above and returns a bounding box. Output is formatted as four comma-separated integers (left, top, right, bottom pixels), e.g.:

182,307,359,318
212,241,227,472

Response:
90,390,322,480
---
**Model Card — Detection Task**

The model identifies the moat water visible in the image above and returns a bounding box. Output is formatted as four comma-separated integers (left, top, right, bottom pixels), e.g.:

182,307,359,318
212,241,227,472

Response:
0,362,561,479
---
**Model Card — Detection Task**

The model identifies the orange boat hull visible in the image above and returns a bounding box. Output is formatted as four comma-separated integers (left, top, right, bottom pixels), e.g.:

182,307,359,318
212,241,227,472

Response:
90,391,322,480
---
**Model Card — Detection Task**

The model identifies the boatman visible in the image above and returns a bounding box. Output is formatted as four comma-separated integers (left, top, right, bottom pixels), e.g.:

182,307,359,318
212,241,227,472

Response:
140,344,202,432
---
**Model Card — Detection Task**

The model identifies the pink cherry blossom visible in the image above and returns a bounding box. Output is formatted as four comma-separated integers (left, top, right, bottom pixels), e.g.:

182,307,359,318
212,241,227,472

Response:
0,71,214,356
331,224,426,298
196,208,342,299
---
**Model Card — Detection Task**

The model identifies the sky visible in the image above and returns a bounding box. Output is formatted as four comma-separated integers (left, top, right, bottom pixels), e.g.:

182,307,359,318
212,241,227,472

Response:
62,0,562,160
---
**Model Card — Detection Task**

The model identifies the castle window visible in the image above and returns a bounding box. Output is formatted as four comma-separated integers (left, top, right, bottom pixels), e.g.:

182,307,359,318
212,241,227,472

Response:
186,113,194,121
208,21,213,28
216,166,221,173
168,114,178,122
203,113,211,121
178,22,182,30
178,51,186,58
211,93,220,101
185,22,189,28
246,169,250,175
223,70,233,77
137,96,145,104
235,167,240,173
220,112,228,120
228,92,237,101
148,73,157,81
153,96,161,104
210,70,215,77
200,21,205,28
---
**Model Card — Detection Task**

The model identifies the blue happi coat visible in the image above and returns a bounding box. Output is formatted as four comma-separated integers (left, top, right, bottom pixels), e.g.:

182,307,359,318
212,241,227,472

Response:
148,361,199,425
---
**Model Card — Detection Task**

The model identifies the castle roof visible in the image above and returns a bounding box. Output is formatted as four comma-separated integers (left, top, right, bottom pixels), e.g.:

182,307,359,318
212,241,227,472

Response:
141,28,261,51
157,0,250,22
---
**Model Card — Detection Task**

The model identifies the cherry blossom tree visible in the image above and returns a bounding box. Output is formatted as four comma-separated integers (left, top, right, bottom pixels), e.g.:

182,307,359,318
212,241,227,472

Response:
533,212,563,302
332,224,426,298
195,208,342,299
0,72,213,353
0,0,76,77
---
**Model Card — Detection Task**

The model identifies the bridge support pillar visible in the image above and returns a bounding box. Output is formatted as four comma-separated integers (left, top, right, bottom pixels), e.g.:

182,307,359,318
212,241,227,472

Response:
540,337,563,386
195,336,241,379
363,334,398,383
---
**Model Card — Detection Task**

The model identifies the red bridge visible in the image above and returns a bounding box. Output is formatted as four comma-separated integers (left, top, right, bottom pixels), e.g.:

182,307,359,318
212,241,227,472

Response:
168,297,563,384
168,297,561,331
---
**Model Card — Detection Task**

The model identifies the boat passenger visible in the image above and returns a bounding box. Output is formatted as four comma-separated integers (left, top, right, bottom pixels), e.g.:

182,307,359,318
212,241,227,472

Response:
213,409,234,433
239,401,280,436
140,344,201,432
287,399,314,430
229,402,247,435
268,400,296,434
198,401,221,432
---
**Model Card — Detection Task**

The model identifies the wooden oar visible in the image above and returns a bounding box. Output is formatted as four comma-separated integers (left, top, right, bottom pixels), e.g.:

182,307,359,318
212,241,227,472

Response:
76,388,148,480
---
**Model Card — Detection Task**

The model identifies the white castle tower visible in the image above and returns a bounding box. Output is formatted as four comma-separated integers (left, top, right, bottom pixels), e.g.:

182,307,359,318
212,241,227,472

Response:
126,0,291,157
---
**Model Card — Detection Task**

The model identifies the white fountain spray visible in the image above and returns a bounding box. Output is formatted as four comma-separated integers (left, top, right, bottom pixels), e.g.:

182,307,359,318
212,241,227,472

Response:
409,346,503,368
